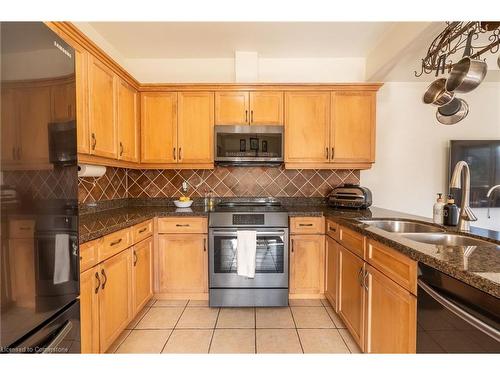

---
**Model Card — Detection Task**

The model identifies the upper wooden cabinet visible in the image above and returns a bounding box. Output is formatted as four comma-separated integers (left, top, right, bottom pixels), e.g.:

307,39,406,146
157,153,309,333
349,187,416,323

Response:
215,91,283,125
117,79,139,162
88,56,118,159
285,91,330,164
51,80,76,122
140,92,177,163
331,91,376,163
75,46,90,155
177,92,214,164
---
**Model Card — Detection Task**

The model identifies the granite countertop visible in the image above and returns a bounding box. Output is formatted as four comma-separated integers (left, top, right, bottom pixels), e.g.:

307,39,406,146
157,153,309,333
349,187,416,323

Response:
79,200,500,298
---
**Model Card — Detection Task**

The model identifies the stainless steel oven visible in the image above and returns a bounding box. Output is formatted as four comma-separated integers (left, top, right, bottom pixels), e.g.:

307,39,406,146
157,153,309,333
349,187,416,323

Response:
208,201,289,307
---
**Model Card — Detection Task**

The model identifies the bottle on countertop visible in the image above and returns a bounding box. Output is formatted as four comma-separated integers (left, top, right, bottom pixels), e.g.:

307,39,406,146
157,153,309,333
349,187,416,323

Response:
433,193,445,224
443,194,459,226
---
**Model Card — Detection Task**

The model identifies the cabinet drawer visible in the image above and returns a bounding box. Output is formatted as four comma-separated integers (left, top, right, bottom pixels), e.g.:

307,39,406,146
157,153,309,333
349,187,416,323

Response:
158,217,208,234
339,226,365,259
80,239,99,272
9,219,35,238
98,227,133,262
366,239,417,295
326,219,339,241
133,219,153,243
290,217,325,234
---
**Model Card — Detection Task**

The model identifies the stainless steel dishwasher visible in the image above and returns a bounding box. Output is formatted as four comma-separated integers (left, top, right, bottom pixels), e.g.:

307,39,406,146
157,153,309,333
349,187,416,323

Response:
417,263,500,353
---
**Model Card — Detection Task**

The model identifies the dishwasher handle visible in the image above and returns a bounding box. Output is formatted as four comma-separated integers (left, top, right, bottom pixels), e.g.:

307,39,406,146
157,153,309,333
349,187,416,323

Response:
418,279,500,342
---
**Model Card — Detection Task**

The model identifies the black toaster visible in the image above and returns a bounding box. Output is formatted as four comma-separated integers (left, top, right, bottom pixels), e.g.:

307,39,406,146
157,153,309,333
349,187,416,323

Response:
328,184,372,209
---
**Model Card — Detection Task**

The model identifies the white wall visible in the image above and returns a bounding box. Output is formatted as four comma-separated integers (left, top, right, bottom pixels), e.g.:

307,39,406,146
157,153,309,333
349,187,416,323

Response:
361,82,500,230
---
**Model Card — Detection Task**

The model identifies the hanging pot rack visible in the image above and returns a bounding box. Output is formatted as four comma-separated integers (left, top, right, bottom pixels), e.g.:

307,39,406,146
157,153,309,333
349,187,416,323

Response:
414,21,500,77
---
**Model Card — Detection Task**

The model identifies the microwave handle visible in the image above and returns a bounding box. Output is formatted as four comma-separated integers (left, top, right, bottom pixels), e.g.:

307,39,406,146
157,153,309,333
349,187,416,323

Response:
418,279,500,342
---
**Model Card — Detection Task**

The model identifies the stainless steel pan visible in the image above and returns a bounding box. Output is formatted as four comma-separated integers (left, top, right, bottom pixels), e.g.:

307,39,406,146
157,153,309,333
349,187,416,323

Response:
422,78,455,106
436,98,469,125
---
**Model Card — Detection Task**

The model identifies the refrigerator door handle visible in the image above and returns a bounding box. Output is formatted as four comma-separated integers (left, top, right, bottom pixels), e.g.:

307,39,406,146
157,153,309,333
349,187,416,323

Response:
418,279,500,342
40,321,73,354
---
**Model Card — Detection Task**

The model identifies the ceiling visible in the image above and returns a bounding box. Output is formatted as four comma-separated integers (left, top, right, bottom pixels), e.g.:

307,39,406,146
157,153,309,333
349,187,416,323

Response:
86,22,395,59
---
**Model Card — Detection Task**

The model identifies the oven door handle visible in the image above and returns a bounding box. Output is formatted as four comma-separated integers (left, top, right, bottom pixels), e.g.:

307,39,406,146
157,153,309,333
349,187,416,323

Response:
418,279,500,342
210,230,287,237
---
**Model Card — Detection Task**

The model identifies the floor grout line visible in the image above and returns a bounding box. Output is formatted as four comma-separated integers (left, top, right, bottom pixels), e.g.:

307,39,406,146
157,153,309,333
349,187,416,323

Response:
288,306,304,354
159,299,189,353
207,306,221,354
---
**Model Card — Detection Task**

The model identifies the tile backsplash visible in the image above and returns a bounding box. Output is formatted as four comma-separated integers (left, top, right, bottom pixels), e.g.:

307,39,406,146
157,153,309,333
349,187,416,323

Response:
78,165,359,204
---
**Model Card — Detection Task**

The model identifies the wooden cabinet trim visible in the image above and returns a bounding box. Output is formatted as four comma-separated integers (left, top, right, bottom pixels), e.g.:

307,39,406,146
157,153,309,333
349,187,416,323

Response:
289,216,325,235
157,217,208,234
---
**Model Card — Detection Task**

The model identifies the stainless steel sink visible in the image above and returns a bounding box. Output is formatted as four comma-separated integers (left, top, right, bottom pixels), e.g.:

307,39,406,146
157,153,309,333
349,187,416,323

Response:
400,233,495,247
359,219,446,233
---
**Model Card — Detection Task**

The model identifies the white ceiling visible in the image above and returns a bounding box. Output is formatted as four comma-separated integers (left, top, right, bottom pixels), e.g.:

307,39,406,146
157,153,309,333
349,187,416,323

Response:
86,22,395,59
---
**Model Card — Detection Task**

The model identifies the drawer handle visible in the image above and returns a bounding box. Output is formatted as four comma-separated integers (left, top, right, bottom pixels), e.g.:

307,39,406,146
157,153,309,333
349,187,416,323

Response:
101,269,107,290
19,227,32,230
94,272,101,294
176,224,190,227
138,227,148,234
299,223,313,227
328,226,337,232
109,238,122,246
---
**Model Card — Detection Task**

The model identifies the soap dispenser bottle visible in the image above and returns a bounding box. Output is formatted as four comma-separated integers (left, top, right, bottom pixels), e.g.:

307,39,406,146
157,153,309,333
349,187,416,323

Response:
433,193,445,224
443,194,459,226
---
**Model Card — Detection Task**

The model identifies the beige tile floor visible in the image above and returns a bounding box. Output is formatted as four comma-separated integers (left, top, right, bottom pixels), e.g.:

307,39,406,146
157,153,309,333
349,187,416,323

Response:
109,299,361,354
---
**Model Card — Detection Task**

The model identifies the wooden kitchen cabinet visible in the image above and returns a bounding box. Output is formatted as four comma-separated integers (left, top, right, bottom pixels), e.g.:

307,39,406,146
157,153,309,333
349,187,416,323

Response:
289,234,325,295
284,91,330,164
215,91,283,125
98,248,133,353
157,234,208,294
364,264,417,353
140,92,177,163
325,236,339,311
132,237,153,313
331,91,376,163
1,88,18,164
117,79,139,162
88,55,117,159
51,81,76,122
177,92,214,164
80,267,100,353
338,244,365,351
215,91,249,125
75,46,90,155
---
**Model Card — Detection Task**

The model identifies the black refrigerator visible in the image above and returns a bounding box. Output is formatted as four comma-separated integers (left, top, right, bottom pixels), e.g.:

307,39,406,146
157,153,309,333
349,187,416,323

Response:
1,22,80,353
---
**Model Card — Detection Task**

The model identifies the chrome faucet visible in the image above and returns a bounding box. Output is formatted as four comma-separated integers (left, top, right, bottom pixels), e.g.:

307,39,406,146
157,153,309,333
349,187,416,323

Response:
450,161,477,231
486,184,500,219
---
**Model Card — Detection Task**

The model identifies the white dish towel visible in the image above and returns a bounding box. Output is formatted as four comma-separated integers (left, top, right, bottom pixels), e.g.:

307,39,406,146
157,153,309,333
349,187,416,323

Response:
53,234,71,285
236,230,257,278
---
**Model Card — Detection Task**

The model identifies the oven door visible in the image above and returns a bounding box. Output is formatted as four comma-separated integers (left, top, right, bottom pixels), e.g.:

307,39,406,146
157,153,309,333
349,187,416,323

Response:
209,228,288,288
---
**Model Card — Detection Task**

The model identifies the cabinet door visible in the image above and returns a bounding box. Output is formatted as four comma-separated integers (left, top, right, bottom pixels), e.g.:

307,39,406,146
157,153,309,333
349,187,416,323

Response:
325,236,339,310
158,234,208,294
249,91,283,125
285,92,330,163
75,47,90,154
364,264,416,353
88,56,117,159
215,91,249,125
51,81,76,122
80,267,100,353
140,92,177,163
117,79,139,162
98,249,133,353
331,91,375,163
18,86,51,167
338,245,365,351
289,235,325,295
177,92,214,164
8,239,36,308
1,88,19,164
133,237,153,313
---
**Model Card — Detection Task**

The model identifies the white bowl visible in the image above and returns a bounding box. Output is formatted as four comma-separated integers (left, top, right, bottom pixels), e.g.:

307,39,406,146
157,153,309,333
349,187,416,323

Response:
174,200,193,208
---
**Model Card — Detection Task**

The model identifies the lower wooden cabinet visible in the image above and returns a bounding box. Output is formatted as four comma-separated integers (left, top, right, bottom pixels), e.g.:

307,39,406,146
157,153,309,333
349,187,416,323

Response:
133,237,153,313
324,236,339,310
364,264,417,353
80,267,100,354
98,248,134,353
157,234,208,294
289,234,325,295
338,244,366,351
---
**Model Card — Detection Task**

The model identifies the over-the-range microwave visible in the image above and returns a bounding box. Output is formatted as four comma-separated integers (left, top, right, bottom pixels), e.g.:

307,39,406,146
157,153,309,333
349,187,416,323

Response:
214,125,284,166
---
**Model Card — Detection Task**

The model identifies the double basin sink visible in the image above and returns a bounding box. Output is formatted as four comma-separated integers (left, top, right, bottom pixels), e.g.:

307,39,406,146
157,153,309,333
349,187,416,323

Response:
359,219,493,247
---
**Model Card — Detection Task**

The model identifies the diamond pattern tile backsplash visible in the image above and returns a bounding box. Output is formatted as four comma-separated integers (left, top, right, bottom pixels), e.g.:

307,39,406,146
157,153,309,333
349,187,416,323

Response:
126,166,360,199
77,166,359,204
